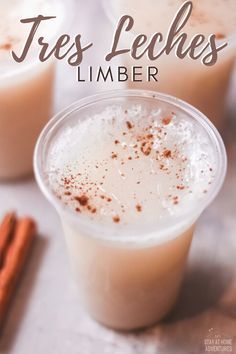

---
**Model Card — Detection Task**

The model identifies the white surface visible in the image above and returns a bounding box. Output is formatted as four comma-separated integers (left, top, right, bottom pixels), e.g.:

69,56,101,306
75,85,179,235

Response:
0,1,236,353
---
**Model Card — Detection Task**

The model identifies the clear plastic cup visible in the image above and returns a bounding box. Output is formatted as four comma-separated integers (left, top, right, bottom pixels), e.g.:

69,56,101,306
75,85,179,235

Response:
34,90,227,330
104,1,236,128
0,0,74,180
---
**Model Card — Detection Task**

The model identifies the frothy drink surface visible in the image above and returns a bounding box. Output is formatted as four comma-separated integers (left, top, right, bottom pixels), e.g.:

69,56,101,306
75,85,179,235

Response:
47,104,216,231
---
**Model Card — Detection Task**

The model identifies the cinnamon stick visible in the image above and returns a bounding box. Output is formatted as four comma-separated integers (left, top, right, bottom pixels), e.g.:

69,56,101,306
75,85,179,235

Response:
0,213,16,269
0,218,36,324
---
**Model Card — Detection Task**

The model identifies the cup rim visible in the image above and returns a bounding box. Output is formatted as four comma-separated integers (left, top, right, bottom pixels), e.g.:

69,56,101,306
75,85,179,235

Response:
34,89,227,244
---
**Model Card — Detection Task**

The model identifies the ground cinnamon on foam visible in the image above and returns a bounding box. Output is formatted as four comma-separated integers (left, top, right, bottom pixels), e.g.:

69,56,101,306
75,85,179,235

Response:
0,43,12,50
215,33,226,39
0,213,36,325
162,116,172,125
52,108,214,224
75,195,89,206
113,216,120,223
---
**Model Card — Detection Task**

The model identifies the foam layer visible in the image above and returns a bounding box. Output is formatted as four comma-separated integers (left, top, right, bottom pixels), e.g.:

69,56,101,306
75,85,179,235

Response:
46,103,216,227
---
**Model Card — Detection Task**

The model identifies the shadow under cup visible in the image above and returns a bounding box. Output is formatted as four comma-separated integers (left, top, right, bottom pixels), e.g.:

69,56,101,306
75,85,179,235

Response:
34,90,227,330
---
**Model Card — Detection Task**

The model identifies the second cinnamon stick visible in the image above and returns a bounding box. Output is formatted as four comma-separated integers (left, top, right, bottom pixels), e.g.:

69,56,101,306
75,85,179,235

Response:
0,217,36,325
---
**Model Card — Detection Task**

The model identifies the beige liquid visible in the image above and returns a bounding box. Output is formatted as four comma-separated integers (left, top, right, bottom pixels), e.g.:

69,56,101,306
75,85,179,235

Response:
63,220,194,330
45,102,217,329
0,0,63,179
0,62,55,179
111,0,236,127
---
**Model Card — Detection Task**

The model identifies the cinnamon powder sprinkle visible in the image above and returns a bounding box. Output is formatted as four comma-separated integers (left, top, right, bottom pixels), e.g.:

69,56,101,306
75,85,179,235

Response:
75,195,89,206
141,142,152,156
136,204,142,212
147,134,153,139
141,146,151,156
111,152,118,159
163,149,172,158
113,216,120,223
162,116,172,125
62,177,72,186
176,185,185,190
215,33,225,39
126,121,133,129
0,43,12,50
54,112,204,221
172,196,179,205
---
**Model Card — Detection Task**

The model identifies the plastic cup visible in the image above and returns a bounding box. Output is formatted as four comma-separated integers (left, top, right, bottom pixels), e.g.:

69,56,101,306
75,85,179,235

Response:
0,0,73,180
104,1,236,128
34,90,227,330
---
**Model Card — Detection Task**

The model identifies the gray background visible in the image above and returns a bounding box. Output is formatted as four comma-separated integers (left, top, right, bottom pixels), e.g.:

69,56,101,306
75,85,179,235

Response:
0,1,235,353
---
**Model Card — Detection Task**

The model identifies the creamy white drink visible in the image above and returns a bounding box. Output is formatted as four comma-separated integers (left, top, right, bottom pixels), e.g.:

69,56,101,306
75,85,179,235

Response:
108,0,236,127
0,0,64,179
34,91,226,330
48,105,216,226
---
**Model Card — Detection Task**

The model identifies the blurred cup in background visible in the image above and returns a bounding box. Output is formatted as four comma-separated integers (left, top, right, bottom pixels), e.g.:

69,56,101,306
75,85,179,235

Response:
0,0,67,180
105,0,236,128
